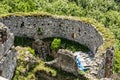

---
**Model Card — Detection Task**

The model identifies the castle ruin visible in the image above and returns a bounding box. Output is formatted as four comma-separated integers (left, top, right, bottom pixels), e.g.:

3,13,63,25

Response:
0,13,114,80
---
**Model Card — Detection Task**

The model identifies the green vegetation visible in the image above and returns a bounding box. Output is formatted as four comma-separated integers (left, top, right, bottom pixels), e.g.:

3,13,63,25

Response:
48,37,90,52
51,38,61,49
27,47,36,56
13,46,85,80
13,46,56,80
0,0,119,74
14,36,34,46
114,40,120,73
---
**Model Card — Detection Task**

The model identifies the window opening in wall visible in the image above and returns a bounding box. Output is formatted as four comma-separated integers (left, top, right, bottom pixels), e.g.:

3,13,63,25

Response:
0,32,3,42
0,31,7,43
47,23,50,25
59,24,62,27
78,28,81,32
41,23,44,26
20,22,24,28
72,27,74,30
84,32,87,35
91,36,93,38
33,24,36,27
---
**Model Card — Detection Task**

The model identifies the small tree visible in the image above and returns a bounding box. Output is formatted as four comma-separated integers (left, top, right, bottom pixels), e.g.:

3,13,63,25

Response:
51,38,61,50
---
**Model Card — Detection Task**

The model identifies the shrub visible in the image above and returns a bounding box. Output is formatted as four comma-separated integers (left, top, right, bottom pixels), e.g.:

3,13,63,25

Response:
51,38,61,49
114,40,120,74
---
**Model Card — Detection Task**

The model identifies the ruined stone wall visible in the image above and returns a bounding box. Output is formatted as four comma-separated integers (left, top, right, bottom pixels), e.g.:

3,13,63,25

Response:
0,14,114,79
0,23,17,80
104,47,114,78
0,15,103,53
45,48,114,79
55,49,78,76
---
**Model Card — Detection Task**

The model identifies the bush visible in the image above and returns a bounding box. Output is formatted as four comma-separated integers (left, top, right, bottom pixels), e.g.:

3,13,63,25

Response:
114,40,120,74
0,3,11,14
51,38,61,49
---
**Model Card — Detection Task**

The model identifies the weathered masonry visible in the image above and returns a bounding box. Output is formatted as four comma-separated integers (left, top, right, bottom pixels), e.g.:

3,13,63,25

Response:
0,12,115,80
0,14,103,54
0,23,17,80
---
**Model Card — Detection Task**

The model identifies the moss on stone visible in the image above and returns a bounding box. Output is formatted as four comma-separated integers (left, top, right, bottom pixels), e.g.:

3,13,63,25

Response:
13,46,57,80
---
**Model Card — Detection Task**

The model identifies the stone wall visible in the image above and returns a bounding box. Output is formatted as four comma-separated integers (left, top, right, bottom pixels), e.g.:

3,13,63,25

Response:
0,15,103,54
45,49,78,76
105,47,114,78
45,49,113,79
0,23,17,80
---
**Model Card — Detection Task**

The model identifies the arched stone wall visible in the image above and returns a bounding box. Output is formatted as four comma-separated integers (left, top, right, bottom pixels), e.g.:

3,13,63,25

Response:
0,15,103,53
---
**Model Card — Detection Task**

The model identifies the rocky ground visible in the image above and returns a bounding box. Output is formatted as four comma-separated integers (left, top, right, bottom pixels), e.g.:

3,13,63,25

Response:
13,46,86,80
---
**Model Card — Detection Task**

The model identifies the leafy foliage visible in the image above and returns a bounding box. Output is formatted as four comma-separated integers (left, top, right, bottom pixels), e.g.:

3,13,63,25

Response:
51,38,61,49
114,40,120,74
